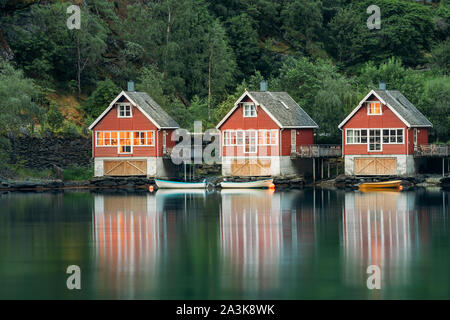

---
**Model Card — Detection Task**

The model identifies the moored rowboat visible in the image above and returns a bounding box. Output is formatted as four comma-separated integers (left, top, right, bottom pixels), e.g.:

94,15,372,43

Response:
358,180,402,190
155,179,206,189
220,179,274,189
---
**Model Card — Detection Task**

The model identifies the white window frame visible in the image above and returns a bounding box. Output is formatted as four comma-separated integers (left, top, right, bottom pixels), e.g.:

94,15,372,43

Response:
95,130,155,149
382,128,404,145
96,131,120,147
345,129,368,145
368,129,382,152
236,130,244,146
244,130,257,154
257,129,278,146
117,103,132,118
118,131,133,154
243,103,257,118
366,101,382,116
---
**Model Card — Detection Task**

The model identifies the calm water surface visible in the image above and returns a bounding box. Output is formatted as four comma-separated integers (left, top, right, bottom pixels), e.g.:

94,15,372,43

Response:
0,188,449,299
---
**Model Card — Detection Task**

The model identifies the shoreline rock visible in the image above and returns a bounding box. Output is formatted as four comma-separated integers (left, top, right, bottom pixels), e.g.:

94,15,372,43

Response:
0,174,448,192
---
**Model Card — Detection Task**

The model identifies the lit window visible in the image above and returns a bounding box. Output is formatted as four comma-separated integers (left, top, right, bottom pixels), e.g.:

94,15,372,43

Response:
118,104,132,118
96,132,104,146
119,132,132,153
367,102,382,115
146,131,154,146
110,132,118,146
243,104,256,117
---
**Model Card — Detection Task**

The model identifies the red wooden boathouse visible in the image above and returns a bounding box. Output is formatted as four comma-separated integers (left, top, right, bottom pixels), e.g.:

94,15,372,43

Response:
339,88,432,176
216,89,319,176
88,89,179,177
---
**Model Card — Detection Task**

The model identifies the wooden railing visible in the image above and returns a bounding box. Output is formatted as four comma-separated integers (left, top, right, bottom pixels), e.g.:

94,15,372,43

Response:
291,145,342,158
414,144,450,157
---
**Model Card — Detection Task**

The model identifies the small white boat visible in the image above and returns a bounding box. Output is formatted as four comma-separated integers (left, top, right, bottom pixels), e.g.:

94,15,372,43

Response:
155,179,206,189
220,179,274,189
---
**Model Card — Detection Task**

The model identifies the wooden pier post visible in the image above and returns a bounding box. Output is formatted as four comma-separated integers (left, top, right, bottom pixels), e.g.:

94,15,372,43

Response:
321,159,324,180
313,158,316,182
327,161,330,178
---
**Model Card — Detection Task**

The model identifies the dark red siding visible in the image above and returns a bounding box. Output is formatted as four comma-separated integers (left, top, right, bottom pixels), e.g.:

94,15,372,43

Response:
92,98,175,158
343,95,409,155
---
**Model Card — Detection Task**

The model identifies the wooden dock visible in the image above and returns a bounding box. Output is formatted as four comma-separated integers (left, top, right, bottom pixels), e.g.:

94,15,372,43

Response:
290,145,342,158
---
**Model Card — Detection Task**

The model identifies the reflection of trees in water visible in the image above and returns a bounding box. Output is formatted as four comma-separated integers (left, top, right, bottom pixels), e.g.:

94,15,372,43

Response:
343,191,427,289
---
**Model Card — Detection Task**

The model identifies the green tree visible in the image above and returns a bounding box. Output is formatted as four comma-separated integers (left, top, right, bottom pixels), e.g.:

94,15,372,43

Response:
281,0,324,54
46,102,64,134
84,79,120,118
225,13,259,80
419,77,450,142
430,39,450,75
0,61,42,134
207,19,236,119
329,0,436,69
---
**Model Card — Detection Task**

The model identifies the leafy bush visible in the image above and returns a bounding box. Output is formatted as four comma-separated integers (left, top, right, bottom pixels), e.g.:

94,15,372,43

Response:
62,165,93,181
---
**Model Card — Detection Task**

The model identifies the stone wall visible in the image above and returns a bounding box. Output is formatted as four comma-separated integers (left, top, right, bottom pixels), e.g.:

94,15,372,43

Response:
9,136,92,169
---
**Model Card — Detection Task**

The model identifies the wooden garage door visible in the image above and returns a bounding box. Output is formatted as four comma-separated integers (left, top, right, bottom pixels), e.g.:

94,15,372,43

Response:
104,160,147,176
354,158,397,176
231,159,271,176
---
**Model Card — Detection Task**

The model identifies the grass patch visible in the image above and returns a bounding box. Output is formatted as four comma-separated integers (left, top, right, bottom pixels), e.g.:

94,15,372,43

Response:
13,167,55,180
62,165,93,181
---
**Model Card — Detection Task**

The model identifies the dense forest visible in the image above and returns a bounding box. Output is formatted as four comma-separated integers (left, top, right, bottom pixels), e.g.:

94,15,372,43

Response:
0,0,449,170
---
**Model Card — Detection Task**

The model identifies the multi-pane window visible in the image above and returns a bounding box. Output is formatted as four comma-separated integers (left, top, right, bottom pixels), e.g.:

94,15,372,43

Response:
369,129,381,151
118,104,132,117
96,131,155,151
223,131,238,146
383,129,403,144
346,129,368,144
96,131,119,146
258,130,278,146
237,131,244,145
243,104,257,117
244,131,257,153
367,101,382,115
224,130,278,147
119,132,132,153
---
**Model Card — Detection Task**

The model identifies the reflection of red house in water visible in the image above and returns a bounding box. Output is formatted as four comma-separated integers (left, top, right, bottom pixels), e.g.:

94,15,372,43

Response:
342,191,427,287
219,190,316,291
93,194,166,295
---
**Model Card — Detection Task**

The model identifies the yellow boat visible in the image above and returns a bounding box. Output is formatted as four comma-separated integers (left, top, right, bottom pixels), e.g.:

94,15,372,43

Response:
358,180,403,190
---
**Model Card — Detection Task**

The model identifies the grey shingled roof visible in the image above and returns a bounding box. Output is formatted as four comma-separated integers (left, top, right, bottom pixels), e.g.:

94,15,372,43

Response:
248,91,319,128
125,91,179,128
374,90,432,127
